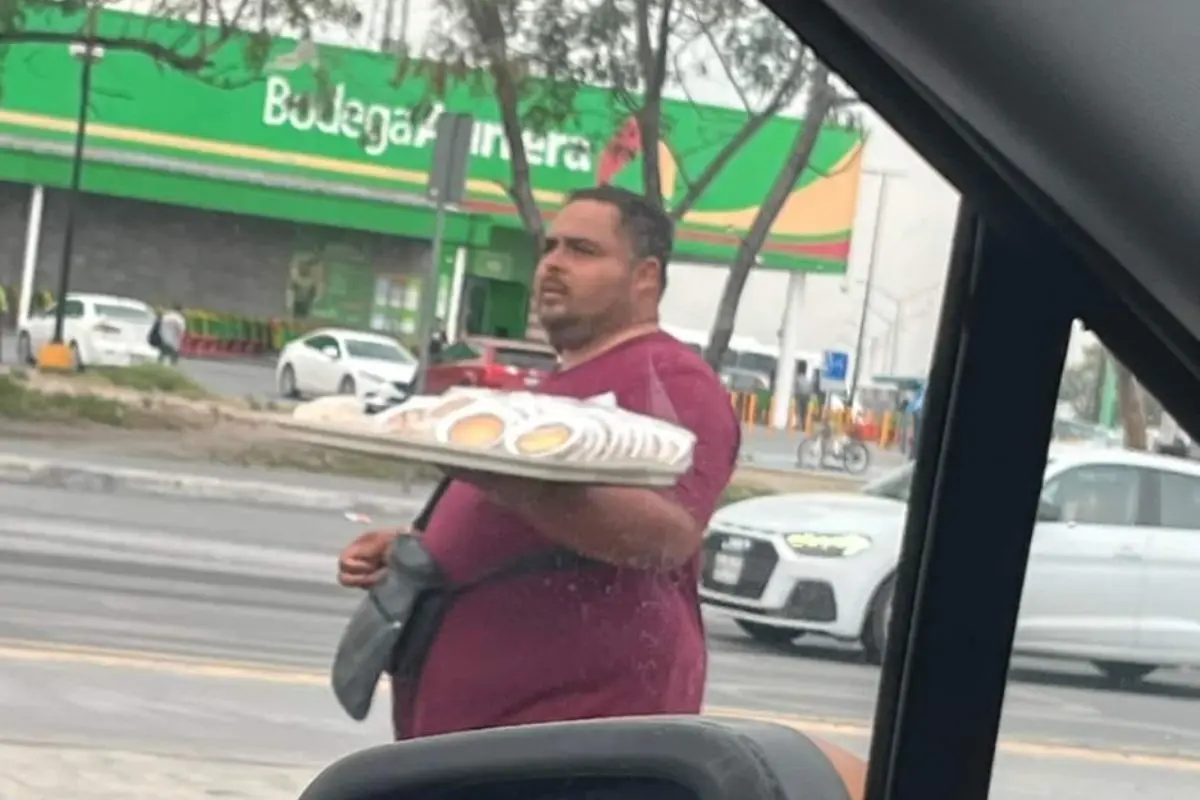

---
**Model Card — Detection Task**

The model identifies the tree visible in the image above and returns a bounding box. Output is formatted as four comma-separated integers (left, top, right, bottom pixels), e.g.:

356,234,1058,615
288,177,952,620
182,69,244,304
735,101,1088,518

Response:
704,59,859,370
1114,357,1148,450
420,0,813,240
0,0,362,88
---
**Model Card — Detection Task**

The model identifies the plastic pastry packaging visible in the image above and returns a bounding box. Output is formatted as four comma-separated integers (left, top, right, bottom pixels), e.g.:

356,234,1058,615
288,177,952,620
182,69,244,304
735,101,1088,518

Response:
372,388,696,472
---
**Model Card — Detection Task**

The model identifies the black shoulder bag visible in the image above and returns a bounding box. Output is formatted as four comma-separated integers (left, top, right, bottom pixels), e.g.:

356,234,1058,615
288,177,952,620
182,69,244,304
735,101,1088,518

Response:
331,479,594,722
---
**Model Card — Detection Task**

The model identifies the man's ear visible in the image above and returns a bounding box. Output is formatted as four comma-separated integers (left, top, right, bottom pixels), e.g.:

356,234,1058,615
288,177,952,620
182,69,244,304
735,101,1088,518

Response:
633,257,663,296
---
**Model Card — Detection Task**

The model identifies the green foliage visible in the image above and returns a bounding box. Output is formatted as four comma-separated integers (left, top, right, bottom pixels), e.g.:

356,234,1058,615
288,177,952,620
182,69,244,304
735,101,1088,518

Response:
89,364,209,398
0,373,132,425
417,0,855,222
0,0,362,88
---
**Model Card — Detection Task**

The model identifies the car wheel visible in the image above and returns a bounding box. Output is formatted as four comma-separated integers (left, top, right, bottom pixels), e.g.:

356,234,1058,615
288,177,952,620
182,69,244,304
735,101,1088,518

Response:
278,364,299,398
735,620,803,646
69,341,84,372
16,332,34,365
338,375,357,395
1094,661,1158,685
862,576,895,665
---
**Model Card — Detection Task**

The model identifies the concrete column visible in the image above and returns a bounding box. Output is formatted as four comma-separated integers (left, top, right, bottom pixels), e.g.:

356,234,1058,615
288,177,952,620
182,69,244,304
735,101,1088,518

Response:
770,271,807,429
17,184,44,327
445,246,468,342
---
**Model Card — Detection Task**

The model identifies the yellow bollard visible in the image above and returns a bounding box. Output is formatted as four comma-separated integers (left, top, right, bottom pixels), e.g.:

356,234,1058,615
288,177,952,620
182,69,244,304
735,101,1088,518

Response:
746,393,758,427
36,341,75,372
881,411,894,447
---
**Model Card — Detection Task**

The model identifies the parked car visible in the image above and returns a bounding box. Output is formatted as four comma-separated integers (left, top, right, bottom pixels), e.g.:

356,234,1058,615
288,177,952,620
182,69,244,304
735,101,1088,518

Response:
701,445,1200,683
17,292,159,369
425,336,558,394
276,328,418,400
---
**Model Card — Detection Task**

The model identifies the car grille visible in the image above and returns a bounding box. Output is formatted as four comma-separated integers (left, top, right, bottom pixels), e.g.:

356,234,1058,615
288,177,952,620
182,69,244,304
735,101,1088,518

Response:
701,532,778,600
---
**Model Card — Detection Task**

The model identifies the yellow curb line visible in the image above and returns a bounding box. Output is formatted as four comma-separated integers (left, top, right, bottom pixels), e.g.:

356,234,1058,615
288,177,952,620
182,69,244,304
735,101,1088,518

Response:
2,638,1199,771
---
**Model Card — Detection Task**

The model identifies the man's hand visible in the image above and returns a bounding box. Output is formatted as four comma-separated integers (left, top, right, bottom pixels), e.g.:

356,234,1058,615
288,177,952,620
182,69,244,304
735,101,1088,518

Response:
337,528,407,588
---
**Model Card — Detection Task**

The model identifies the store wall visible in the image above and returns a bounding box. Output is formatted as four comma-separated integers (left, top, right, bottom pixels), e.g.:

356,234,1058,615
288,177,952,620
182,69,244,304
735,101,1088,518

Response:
0,181,432,320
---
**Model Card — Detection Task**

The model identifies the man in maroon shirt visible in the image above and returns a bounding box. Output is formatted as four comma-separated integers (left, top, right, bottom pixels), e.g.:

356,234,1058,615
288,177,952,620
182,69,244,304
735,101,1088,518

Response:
337,185,740,739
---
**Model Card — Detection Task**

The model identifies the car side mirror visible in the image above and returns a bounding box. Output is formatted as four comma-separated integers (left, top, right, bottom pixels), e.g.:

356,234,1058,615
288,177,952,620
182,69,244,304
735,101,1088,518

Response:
298,718,864,800
321,345,340,360
1036,500,1062,522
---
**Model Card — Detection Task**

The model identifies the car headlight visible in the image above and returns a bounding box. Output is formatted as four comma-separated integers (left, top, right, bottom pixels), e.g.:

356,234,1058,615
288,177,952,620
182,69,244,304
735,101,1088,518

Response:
357,371,384,385
784,532,872,558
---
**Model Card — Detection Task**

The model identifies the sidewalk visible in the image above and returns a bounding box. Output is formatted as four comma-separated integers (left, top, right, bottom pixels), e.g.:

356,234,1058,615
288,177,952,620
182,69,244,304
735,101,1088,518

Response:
0,439,435,515
0,740,318,800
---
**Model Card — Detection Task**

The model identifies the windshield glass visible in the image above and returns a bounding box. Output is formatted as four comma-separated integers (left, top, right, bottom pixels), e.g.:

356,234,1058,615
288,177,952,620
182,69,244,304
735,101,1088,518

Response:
0,1,1181,797
494,347,559,372
94,303,154,322
345,339,413,363
861,464,915,502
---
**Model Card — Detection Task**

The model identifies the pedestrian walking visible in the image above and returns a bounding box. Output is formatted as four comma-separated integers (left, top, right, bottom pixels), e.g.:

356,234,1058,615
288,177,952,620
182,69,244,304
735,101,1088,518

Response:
337,185,740,740
156,303,186,365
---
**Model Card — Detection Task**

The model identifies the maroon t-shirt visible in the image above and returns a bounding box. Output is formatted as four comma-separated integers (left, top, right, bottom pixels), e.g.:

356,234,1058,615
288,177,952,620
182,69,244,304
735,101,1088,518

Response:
394,330,740,739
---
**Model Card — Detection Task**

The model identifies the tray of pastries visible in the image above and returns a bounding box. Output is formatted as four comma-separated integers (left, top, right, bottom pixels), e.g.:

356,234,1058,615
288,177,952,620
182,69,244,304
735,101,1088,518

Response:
280,388,696,487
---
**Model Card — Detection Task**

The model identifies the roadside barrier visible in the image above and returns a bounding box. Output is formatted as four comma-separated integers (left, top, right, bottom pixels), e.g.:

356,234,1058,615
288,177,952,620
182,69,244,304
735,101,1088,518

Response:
730,391,915,449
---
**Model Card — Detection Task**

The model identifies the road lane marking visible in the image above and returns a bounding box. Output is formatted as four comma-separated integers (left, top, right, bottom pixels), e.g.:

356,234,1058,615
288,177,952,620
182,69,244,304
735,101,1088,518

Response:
2,637,1200,772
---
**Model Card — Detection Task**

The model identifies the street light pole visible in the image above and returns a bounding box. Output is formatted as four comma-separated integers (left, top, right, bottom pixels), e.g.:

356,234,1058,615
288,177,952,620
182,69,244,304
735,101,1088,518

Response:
848,172,892,403
50,10,99,349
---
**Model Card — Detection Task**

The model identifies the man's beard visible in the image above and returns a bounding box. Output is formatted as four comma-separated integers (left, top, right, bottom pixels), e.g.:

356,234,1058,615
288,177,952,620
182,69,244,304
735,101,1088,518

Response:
540,311,597,353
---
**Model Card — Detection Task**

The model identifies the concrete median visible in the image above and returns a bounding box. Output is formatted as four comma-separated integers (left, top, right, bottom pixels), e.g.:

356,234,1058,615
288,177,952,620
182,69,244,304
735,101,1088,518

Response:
0,453,425,516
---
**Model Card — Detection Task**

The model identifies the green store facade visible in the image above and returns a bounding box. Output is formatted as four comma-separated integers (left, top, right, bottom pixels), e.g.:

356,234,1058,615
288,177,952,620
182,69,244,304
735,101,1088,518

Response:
0,8,864,346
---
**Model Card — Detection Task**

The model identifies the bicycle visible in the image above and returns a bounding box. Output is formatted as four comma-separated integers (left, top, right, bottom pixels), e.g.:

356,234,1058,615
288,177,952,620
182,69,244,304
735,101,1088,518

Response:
796,421,872,475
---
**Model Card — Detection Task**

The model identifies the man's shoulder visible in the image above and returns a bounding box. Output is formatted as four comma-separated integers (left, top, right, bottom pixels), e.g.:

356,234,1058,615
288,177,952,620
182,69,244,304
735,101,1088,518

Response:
622,332,724,386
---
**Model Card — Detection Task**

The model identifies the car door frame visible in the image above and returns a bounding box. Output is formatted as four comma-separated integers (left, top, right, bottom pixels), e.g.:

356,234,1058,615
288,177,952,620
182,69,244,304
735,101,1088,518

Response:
1017,462,1153,659
294,334,342,395
1137,466,1200,663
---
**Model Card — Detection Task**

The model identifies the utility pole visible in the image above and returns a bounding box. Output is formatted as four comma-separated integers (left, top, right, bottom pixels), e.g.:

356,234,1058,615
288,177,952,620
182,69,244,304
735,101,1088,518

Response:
847,169,903,403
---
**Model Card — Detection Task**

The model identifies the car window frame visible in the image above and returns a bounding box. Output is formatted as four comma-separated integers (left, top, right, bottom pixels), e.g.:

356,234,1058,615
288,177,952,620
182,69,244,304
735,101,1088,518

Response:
304,334,340,357
42,299,86,320
1146,467,1200,530
435,341,481,365
1039,463,1149,527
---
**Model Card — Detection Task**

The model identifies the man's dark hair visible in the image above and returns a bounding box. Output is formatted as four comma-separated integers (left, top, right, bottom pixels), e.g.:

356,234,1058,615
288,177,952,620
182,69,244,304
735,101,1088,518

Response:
565,185,675,293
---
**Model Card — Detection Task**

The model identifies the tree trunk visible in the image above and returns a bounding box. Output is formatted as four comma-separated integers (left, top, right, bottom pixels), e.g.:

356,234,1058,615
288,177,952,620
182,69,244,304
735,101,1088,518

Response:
1114,359,1147,450
464,0,544,244
633,0,673,208
705,62,834,371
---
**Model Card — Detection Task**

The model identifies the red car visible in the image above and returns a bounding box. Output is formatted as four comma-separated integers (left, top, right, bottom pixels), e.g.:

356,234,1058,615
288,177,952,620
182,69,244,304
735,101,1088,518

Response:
425,336,560,393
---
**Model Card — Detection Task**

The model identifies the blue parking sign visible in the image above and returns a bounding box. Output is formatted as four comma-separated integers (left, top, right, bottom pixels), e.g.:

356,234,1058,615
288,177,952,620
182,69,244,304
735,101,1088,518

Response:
822,350,849,383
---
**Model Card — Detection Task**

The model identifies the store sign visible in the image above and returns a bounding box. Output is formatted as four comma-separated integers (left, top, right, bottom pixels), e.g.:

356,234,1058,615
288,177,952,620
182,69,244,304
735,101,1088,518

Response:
262,76,593,171
0,7,865,273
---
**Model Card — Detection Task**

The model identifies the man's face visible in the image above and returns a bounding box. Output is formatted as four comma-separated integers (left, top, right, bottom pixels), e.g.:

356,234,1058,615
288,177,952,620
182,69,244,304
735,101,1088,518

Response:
534,199,658,351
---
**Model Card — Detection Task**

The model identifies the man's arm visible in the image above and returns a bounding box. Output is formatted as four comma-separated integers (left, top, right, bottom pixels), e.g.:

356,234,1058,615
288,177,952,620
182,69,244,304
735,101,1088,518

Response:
459,369,740,569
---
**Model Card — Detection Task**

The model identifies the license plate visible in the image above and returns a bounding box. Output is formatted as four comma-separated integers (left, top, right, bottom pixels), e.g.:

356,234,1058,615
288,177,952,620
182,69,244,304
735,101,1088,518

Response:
712,552,745,585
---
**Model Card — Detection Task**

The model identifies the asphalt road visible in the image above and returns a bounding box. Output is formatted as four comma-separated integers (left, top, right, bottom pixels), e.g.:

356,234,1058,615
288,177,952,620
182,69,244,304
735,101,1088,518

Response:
0,483,1199,798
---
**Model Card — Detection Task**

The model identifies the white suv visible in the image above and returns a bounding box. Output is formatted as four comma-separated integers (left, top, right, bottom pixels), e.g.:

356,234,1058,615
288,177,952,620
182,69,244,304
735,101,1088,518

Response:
701,445,1200,683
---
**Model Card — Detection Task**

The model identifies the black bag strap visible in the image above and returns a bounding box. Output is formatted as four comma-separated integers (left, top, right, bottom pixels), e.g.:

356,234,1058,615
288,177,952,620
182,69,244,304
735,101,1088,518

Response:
455,548,594,594
413,477,453,532
412,476,599,594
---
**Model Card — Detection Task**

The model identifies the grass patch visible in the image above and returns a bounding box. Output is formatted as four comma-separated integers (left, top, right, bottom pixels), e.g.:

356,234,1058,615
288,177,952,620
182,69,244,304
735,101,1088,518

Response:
207,439,443,483
0,374,179,428
719,481,779,508
88,364,209,398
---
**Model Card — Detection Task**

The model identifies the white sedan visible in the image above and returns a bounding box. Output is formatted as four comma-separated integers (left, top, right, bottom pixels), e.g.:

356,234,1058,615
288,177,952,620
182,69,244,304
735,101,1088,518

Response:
701,445,1200,683
276,328,418,400
17,292,159,368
